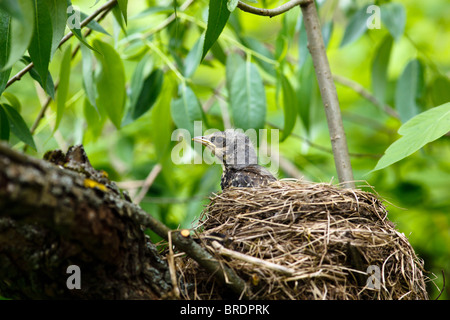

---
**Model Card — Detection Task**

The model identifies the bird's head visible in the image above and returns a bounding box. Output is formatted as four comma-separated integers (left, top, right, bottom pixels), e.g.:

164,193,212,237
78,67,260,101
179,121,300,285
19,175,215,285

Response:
193,130,258,168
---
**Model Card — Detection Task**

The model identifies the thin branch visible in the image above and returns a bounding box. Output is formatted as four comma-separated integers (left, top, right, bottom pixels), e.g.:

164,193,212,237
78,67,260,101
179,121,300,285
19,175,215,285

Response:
434,270,445,300
167,231,181,298
333,74,399,119
134,164,162,204
236,0,310,18
5,0,118,90
258,139,306,179
143,0,195,38
299,1,355,188
23,5,114,152
30,82,59,136
135,208,248,298
211,241,296,276
142,195,206,204
266,122,381,159
237,0,355,187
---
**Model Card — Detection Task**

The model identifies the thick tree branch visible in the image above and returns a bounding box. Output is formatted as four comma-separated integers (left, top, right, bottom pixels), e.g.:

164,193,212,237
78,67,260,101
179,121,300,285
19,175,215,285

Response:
0,143,246,299
134,202,248,298
0,143,170,299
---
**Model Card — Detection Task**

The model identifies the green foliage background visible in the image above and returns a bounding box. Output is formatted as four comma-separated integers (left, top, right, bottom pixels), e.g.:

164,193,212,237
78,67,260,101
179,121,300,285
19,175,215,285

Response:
0,0,449,299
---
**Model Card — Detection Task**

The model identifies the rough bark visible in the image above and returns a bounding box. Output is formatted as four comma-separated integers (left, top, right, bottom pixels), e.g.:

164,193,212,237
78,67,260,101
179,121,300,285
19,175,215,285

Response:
0,143,172,299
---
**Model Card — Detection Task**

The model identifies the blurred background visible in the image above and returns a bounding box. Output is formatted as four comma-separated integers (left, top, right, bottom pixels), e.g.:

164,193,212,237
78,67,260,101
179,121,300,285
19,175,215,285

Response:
2,0,449,299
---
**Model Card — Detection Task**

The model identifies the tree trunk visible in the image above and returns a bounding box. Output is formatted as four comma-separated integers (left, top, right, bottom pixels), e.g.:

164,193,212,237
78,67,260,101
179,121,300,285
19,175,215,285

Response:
0,143,172,299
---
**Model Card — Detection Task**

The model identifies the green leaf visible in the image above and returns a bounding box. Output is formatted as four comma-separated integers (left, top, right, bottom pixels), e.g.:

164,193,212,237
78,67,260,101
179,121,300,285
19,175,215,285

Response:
381,3,406,41
80,11,110,35
170,84,203,137
322,21,334,48
112,5,127,35
280,7,297,46
299,18,332,68
0,0,24,20
227,10,242,34
48,0,67,57
241,36,276,78
28,0,53,87
130,6,172,20
371,35,393,103
227,54,266,131
340,5,370,47
430,75,450,107
372,102,450,172
184,35,205,78
0,106,10,141
202,0,231,60
22,56,55,99
2,92,21,112
275,34,288,62
93,40,126,129
130,68,164,121
126,55,152,121
67,2,101,54
83,97,105,140
151,72,176,160
54,44,72,132
117,0,128,24
225,52,241,81
280,74,297,141
395,59,424,123
3,0,34,70
80,43,97,110
210,42,227,66
297,57,317,133
298,18,308,68
227,0,238,12
1,103,36,150
71,27,100,54
0,10,12,96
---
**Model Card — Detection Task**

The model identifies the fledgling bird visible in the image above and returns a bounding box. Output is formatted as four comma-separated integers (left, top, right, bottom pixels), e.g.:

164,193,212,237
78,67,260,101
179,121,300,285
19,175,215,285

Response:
193,130,276,190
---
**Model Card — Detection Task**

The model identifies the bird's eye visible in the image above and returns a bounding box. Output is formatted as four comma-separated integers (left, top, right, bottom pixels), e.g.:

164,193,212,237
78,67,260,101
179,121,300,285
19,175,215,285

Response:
214,136,224,146
210,137,215,143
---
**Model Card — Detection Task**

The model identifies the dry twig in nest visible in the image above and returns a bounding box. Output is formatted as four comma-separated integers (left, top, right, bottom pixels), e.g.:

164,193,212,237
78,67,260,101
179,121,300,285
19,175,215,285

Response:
177,180,429,300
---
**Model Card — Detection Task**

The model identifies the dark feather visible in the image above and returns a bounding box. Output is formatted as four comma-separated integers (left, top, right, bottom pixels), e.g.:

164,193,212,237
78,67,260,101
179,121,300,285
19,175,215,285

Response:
221,165,276,189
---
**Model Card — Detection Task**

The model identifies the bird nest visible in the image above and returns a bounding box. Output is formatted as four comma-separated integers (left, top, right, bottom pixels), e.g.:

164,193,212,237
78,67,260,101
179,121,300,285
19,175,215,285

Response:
176,180,429,300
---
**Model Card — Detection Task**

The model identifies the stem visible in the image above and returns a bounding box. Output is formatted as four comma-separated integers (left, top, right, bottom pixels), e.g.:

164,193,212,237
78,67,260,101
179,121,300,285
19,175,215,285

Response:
299,1,355,188
143,0,195,38
237,0,309,17
134,163,162,204
143,39,186,83
23,4,114,152
333,74,399,119
176,12,278,67
211,241,296,276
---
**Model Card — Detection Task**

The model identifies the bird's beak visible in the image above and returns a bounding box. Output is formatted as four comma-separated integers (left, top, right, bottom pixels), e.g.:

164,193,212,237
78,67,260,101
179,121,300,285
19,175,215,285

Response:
192,136,212,148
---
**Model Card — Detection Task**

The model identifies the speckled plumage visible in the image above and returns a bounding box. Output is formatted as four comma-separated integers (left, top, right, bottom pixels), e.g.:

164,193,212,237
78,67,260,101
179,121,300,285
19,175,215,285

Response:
193,130,277,190
220,164,277,189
